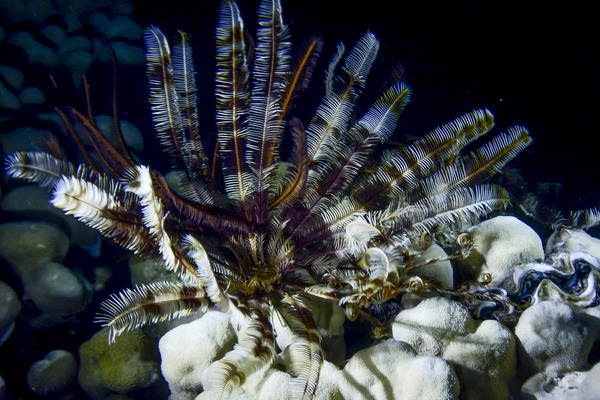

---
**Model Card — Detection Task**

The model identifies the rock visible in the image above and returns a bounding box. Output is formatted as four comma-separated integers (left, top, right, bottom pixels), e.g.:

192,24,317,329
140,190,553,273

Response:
0,221,70,277
19,87,45,105
129,255,176,286
515,301,595,376
0,127,55,153
458,216,544,284
94,116,144,152
339,341,459,400
110,0,133,15
27,349,78,399
0,0,52,25
63,50,94,85
41,24,67,46
0,81,20,109
104,41,144,65
79,328,168,399
0,280,21,335
8,31,59,68
92,267,112,291
392,296,516,400
0,65,24,91
87,11,111,34
2,185,98,248
23,262,87,315
102,15,142,40
58,35,92,55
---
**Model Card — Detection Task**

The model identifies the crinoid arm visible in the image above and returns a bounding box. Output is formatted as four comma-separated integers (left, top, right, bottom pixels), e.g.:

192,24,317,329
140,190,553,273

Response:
209,303,276,399
214,0,252,212
96,281,212,343
565,207,600,229
122,165,200,282
184,234,248,325
5,152,158,254
145,26,213,203
278,295,323,400
5,151,77,187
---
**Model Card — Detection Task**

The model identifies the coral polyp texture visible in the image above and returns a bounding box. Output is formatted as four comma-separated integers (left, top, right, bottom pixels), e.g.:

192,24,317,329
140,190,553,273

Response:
11,0,597,398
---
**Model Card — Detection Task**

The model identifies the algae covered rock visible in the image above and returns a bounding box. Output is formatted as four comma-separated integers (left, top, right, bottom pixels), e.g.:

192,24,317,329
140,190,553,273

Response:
0,280,20,335
2,185,98,248
392,296,516,400
78,328,167,399
27,349,78,399
0,221,69,276
24,262,87,315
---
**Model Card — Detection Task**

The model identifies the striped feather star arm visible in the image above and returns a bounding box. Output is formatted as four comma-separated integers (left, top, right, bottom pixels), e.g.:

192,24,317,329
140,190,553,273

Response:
307,82,412,202
246,0,292,230
7,153,158,254
123,165,199,282
184,235,248,326
279,37,323,120
416,125,531,198
452,125,532,187
149,171,250,237
279,295,323,400
355,109,499,205
215,0,253,211
382,184,511,240
450,108,496,149
290,195,364,250
305,33,379,168
358,82,412,144
96,281,211,343
268,118,309,211
5,151,76,188
287,83,410,237
49,172,158,254
172,30,214,204
247,0,291,176
210,305,276,399
566,207,600,229
145,26,187,166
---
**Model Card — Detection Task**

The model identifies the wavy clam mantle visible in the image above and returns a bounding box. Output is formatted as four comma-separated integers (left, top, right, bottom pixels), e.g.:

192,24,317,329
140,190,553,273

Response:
4,0,543,398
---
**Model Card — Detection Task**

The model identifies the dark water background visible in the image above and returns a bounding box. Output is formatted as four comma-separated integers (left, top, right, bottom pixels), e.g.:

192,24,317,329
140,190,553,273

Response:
128,0,600,213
